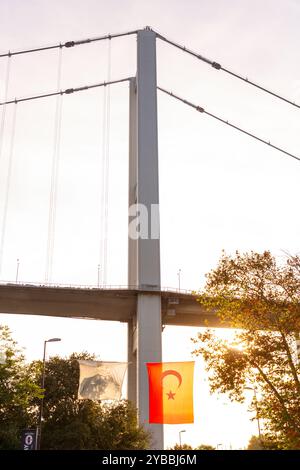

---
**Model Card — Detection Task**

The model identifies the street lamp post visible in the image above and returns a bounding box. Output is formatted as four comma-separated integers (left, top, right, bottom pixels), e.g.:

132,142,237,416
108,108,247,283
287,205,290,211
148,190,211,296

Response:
37,338,61,450
245,386,262,444
179,429,186,448
177,269,181,291
97,264,101,287
296,332,300,363
15,258,20,283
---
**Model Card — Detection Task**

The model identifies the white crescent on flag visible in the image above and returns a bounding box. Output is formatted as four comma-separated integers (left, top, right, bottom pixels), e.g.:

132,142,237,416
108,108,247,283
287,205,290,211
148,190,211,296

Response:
78,360,128,401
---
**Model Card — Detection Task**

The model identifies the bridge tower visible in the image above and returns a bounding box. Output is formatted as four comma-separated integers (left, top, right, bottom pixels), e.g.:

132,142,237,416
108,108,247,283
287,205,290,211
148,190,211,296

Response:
127,29,163,449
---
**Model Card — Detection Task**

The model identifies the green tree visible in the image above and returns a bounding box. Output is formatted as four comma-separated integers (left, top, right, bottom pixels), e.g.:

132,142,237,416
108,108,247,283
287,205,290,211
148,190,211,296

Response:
192,251,300,450
196,444,215,450
0,325,42,449
169,443,193,450
247,435,281,450
247,435,264,450
169,443,215,450
34,353,150,450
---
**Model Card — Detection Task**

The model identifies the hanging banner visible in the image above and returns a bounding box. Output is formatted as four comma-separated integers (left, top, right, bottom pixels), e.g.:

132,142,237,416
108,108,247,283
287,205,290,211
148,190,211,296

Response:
78,360,127,401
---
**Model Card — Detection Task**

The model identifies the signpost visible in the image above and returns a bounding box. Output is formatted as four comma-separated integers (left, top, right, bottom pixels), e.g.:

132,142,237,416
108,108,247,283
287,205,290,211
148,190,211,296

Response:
21,429,37,450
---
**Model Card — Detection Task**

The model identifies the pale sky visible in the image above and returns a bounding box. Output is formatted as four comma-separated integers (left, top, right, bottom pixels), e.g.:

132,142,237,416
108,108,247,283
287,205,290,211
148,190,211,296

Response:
0,0,299,449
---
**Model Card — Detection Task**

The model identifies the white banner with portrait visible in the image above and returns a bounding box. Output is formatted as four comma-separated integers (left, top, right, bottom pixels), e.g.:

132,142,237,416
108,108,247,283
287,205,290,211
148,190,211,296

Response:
78,360,127,401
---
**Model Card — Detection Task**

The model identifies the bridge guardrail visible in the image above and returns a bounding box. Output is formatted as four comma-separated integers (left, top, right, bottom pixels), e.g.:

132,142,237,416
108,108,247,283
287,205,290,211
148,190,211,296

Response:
0,280,196,295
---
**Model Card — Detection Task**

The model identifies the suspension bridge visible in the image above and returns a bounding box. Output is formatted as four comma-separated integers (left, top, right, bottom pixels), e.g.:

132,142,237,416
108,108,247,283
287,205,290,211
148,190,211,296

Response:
0,26,299,449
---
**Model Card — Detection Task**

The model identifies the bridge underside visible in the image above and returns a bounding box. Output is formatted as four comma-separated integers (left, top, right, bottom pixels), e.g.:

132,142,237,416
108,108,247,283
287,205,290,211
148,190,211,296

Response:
0,284,223,327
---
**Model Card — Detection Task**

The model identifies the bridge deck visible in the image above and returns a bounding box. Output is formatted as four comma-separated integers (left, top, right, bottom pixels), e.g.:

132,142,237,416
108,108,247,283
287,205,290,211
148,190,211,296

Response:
0,283,222,327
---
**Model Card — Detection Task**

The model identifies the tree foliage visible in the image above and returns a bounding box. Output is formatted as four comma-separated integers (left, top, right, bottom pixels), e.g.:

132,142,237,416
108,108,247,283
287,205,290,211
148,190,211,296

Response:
246,435,280,450
0,335,150,450
41,398,149,450
247,435,263,450
34,353,150,450
169,443,215,450
169,443,193,450
196,444,215,450
0,325,42,449
192,251,300,450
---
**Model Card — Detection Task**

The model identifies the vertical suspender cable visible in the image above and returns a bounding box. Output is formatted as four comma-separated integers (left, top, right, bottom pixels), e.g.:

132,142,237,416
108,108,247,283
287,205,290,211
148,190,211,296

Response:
0,55,12,278
45,46,63,283
103,40,111,285
0,56,11,164
99,40,111,286
0,103,17,278
99,86,106,286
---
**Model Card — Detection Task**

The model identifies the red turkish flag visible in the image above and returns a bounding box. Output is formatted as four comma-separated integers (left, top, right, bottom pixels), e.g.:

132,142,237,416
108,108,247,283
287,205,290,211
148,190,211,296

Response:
146,361,194,424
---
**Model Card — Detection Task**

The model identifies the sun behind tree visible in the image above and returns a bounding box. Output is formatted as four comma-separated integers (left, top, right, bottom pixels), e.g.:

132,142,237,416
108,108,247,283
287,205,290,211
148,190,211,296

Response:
192,251,300,450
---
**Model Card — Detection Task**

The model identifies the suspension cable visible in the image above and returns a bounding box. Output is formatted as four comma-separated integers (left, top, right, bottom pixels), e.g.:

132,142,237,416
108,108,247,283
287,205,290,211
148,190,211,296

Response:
2,26,298,111
0,56,12,162
0,103,18,277
0,30,138,59
99,40,112,287
158,86,300,163
45,46,63,283
0,77,132,106
156,32,300,110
